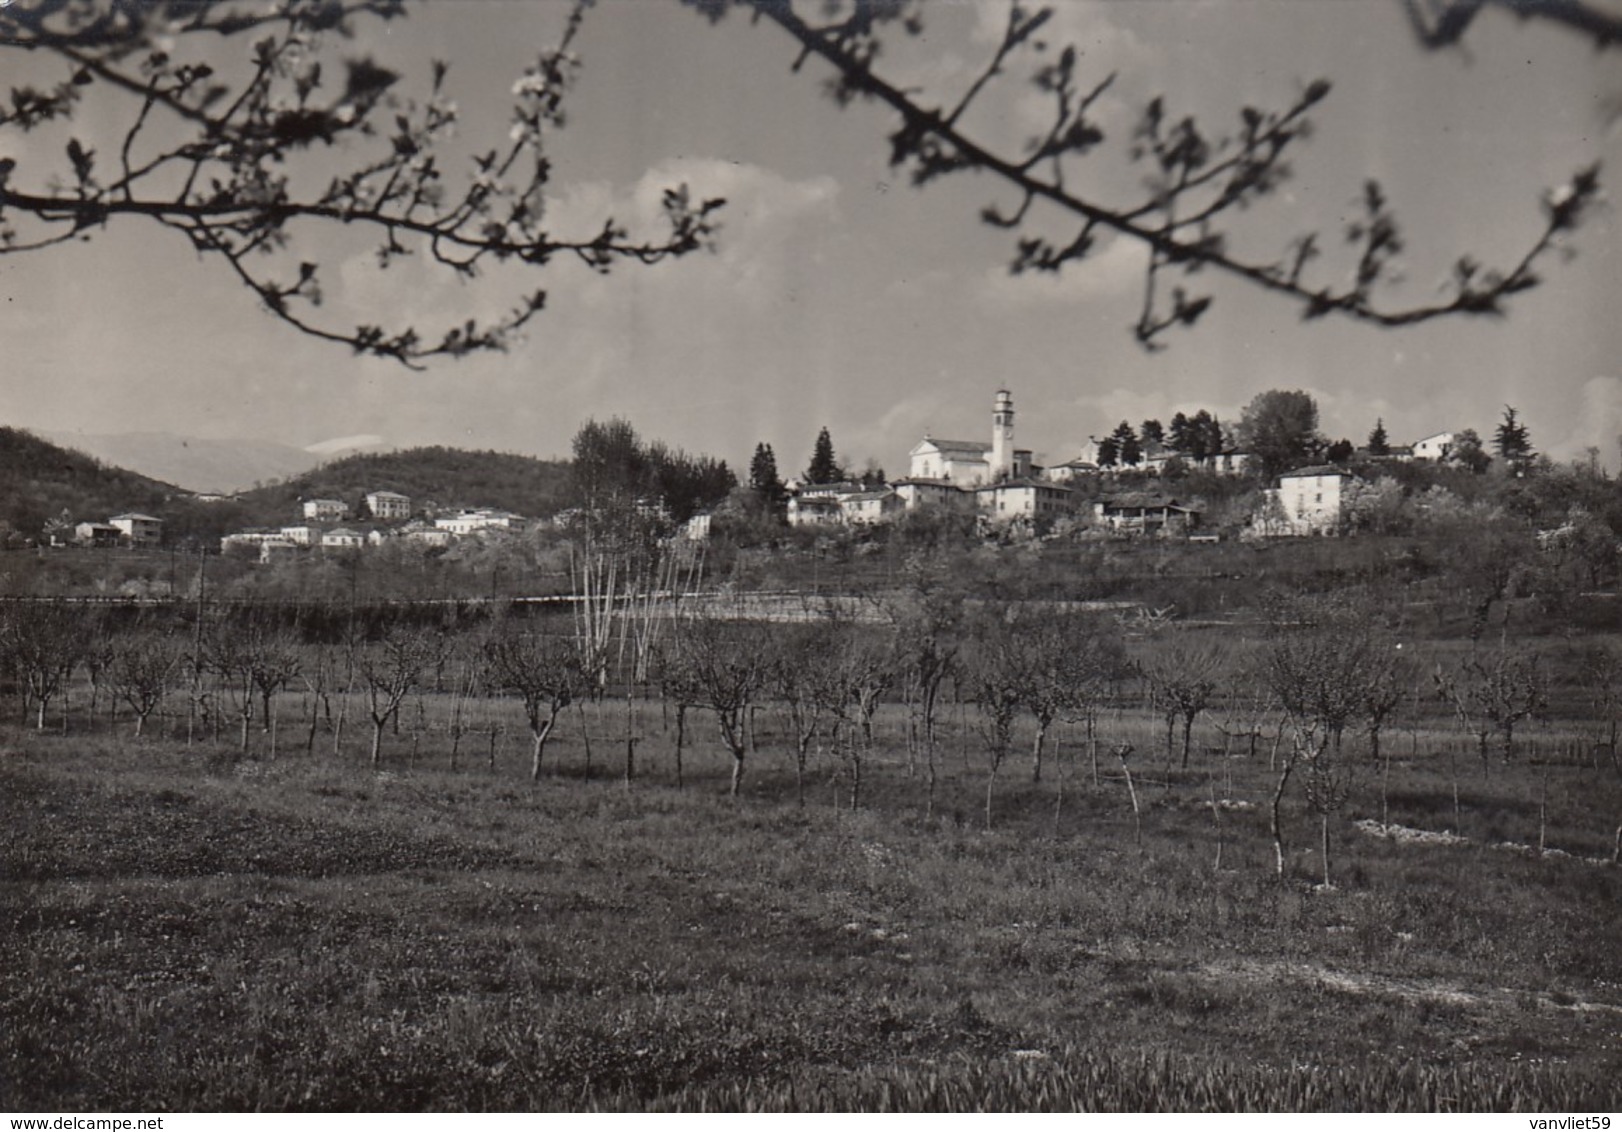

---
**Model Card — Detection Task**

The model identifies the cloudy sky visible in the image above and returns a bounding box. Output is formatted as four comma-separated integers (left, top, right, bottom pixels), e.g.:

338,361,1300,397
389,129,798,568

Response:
3,0,1620,475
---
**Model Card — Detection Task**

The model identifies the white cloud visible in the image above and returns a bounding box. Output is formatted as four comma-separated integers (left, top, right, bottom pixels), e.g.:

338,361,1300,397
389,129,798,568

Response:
1555,376,1622,466
978,231,1147,305
546,158,841,307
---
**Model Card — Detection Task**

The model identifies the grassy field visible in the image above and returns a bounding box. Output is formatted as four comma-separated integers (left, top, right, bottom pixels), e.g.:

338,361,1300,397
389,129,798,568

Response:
3,689,1620,1112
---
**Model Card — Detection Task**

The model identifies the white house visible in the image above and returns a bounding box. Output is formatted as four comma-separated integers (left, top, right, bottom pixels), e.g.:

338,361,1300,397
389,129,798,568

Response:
321,527,366,549
109,513,163,547
258,539,300,564
891,477,974,511
786,482,862,527
1261,466,1352,536
402,521,453,548
303,498,349,522
434,509,523,535
839,490,903,525
1413,432,1454,461
365,490,411,519
1044,458,1101,484
279,525,318,546
974,479,1073,522
222,529,285,554
73,521,121,548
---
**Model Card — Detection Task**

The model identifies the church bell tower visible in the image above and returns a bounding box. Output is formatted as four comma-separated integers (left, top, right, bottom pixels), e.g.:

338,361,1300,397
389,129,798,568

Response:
991,389,1014,481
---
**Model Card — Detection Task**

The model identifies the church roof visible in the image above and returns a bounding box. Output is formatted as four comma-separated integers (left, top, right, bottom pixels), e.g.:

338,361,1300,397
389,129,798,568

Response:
916,438,991,456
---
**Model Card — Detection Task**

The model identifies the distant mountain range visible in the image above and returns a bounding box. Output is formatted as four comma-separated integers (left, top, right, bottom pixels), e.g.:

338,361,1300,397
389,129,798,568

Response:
42,430,389,493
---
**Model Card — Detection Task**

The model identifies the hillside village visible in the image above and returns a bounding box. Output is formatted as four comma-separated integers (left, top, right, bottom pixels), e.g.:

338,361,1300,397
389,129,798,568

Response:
779,390,1463,540
17,388,1572,562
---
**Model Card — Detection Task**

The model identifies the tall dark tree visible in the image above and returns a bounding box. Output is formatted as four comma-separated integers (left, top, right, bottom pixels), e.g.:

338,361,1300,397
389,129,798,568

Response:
1238,390,1323,477
1140,419,1166,448
1450,428,1493,474
571,418,649,507
1168,412,1193,455
1494,406,1535,471
1368,418,1391,456
1096,434,1120,468
1326,438,1355,464
1110,421,1142,466
806,426,841,485
748,442,788,517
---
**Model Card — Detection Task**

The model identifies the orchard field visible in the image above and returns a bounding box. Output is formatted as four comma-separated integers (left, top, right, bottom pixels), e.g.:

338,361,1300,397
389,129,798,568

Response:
2,579,1621,1111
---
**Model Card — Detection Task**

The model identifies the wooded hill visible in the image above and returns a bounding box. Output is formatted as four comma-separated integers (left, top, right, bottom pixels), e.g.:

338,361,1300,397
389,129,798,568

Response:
0,427,182,544
0,431,578,548
229,447,574,528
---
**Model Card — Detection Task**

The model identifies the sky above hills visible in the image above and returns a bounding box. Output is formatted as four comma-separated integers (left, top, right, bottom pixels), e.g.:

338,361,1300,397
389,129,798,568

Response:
3,0,1620,477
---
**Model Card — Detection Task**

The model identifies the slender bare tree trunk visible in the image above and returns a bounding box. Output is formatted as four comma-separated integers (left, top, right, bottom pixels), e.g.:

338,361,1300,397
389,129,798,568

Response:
1320,812,1332,888
674,703,687,791
1271,759,1295,877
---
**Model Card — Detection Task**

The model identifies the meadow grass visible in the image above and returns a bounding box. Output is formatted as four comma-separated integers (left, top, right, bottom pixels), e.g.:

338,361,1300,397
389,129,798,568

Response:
2,695,1620,1111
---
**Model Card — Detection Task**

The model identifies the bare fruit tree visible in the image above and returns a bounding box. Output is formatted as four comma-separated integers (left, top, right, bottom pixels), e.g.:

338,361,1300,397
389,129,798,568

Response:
483,629,586,782
968,614,1027,830
668,614,770,799
1435,642,1547,776
769,618,844,808
109,631,184,738
1139,638,1227,771
5,601,87,731
1264,598,1388,880
357,624,446,767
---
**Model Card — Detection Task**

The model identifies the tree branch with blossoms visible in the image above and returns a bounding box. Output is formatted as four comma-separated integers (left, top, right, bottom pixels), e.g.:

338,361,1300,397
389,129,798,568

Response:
0,0,725,369
702,0,1602,349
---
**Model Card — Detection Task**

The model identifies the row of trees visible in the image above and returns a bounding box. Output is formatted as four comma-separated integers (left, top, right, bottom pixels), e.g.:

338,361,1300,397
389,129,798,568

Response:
5,579,1613,882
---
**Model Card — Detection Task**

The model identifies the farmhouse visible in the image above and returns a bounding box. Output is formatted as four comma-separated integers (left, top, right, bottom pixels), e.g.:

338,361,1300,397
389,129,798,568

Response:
302,498,349,522
109,513,163,547
73,521,121,548
891,477,974,512
839,490,903,525
321,527,366,549
976,479,1073,522
1413,432,1454,461
1256,466,1353,536
1094,493,1202,535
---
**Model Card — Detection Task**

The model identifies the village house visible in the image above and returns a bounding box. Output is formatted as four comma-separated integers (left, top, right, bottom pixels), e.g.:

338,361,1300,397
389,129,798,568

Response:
221,530,285,554
1413,432,1454,461
258,539,299,564
279,525,318,546
302,498,349,522
400,519,453,548
839,490,904,525
975,479,1073,522
1093,493,1202,536
321,527,366,550
891,477,975,511
109,513,163,547
1257,465,1353,536
365,490,411,520
434,509,524,535
786,482,863,527
73,521,121,548
1042,458,1101,483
